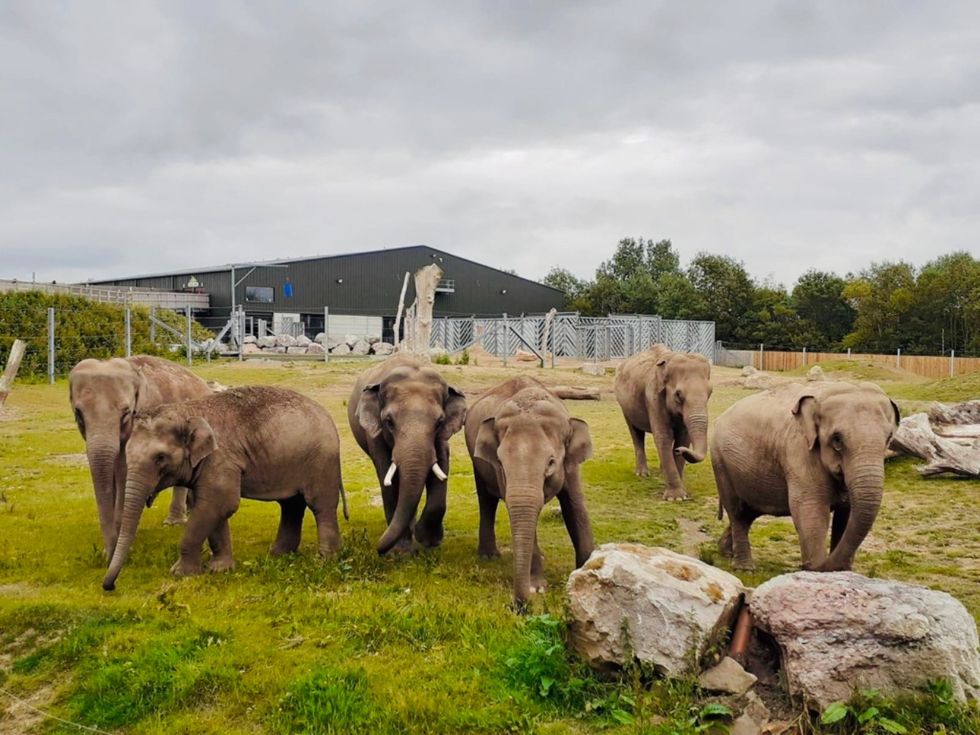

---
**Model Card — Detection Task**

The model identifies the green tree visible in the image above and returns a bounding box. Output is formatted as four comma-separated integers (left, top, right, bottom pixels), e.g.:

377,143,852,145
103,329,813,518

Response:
541,267,587,302
842,262,916,352
791,270,855,348
686,253,755,342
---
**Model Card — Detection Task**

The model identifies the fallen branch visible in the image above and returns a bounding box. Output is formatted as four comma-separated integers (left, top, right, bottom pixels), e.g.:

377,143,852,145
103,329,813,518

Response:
0,339,27,408
890,413,980,478
928,400,980,425
550,386,601,401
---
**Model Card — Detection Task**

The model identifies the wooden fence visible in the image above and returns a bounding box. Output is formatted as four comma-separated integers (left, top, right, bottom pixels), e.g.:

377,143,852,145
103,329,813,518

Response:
752,350,980,380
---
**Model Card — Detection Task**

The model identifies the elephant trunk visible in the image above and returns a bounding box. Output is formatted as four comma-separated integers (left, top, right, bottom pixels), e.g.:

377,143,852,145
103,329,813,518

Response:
102,475,152,590
821,451,884,571
506,485,544,608
376,440,434,554
675,408,709,463
86,435,120,555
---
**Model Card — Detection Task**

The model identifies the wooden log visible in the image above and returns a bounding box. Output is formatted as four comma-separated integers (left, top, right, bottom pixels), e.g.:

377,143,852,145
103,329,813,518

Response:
890,413,980,478
392,271,410,349
928,400,980,425
0,339,27,408
550,386,600,401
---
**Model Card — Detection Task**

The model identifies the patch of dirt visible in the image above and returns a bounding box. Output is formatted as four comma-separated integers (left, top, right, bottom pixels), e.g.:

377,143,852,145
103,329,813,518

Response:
676,518,714,557
44,453,87,467
0,683,56,735
0,406,22,422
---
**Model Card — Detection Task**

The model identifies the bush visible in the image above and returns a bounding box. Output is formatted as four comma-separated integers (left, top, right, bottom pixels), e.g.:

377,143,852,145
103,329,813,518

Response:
0,292,212,378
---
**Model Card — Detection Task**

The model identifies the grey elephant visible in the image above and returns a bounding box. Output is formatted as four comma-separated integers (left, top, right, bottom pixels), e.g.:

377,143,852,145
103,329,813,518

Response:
711,381,899,571
69,355,212,556
102,386,347,590
465,376,594,607
348,354,466,554
614,344,712,500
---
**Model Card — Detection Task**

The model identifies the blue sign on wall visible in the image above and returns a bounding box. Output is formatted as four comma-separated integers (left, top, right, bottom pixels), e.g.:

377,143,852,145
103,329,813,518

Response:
283,279,294,299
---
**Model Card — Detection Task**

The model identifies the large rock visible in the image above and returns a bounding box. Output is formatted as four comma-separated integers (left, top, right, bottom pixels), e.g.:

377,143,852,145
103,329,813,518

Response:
330,343,351,356
306,343,325,355
344,334,360,348
286,345,308,355
751,572,980,708
351,339,371,355
743,372,772,390
806,365,825,382
257,336,277,349
276,334,297,348
295,335,312,347
581,363,605,376
366,335,381,345
372,341,394,356
243,335,257,344
741,365,758,377
241,343,261,355
567,544,746,676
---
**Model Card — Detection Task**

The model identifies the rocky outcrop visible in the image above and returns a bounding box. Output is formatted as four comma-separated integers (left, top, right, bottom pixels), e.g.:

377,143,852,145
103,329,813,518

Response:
567,544,745,676
806,365,825,381
751,571,980,708
743,371,772,390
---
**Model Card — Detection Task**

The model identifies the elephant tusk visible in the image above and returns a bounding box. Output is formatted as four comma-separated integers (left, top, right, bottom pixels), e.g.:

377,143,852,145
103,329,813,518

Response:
431,463,448,481
383,462,397,487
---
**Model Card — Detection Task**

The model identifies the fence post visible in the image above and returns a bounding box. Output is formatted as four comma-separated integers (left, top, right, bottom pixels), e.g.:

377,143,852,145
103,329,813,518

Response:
125,307,132,357
950,349,955,377
149,306,156,343
550,318,556,369
324,307,330,363
896,347,901,368
238,308,246,362
47,307,55,384
502,313,508,367
847,348,851,360
802,346,806,366
186,306,193,367
759,343,764,370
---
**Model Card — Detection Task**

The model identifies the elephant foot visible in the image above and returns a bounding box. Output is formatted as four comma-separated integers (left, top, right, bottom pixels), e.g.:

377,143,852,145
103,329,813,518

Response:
635,466,650,478
163,514,188,526
478,546,501,559
662,488,689,502
207,556,236,573
388,537,416,556
732,557,755,571
530,576,548,595
170,558,203,577
414,523,444,549
269,541,300,557
718,528,734,557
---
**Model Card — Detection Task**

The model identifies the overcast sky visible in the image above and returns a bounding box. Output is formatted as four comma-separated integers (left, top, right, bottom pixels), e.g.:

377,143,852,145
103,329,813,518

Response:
2,2,978,288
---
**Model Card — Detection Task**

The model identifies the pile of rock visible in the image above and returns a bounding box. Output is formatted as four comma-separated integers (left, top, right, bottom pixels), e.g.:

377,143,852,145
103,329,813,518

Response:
240,333,395,357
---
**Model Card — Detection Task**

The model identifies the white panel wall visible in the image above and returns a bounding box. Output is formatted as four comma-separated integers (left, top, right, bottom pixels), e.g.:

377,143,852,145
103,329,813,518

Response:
326,314,383,339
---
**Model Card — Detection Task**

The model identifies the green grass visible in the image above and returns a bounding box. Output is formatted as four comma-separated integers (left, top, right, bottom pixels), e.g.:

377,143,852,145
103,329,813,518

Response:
0,359,977,733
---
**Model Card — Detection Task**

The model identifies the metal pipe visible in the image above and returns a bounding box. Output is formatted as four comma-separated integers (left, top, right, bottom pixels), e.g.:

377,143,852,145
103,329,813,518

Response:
47,307,55,384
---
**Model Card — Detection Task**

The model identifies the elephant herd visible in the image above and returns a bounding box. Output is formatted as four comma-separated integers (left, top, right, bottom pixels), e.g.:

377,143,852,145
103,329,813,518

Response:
68,345,899,606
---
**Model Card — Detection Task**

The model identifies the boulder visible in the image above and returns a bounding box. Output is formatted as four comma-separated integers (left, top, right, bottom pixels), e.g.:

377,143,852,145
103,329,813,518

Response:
806,365,825,382
351,339,371,356
344,334,360,348
241,343,261,355
372,341,395,356
286,346,308,355
581,363,605,376
366,335,381,345
698,656,757,695
330,343,351,356
276,334,297,348
515,349,539,363
743,372,772,390
428,347,449,361
268,346,287,354
751,572,980,709
741,365,758,377
243,335,257,344
567,544,745,677
306,343,325,355
257,336,277,349
295,335,312,347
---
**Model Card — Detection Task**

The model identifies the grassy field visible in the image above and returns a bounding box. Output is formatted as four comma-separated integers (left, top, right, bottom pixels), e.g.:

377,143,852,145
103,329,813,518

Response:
1,357,977,734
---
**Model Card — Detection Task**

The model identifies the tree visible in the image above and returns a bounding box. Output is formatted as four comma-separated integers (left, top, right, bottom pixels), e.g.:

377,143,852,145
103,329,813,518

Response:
791,270,855,348
541,267,586,301
646,239,681,281
842,262,916,352
686,253,755,342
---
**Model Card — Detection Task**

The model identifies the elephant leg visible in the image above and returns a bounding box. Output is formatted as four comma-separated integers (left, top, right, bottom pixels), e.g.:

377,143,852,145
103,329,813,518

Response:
558,469,594,567
164,487,190,526
713,457,736,557
172,484,239,577
653,425,687,500
206,519,235,572
270,494,306,556
830,504,850,552
475,474,500,559
718,523,734,557
530,535,546,594
305,460,342,556
729,502,759,571
416,444,448,548
626,420,649,477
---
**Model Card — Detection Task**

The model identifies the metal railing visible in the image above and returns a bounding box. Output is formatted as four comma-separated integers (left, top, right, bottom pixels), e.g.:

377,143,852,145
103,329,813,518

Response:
0,279,209,310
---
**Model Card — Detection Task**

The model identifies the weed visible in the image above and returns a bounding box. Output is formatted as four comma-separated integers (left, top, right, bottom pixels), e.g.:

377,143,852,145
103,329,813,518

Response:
269,666,397,735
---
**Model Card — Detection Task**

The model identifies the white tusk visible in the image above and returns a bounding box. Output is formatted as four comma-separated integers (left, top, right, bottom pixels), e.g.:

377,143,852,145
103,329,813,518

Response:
383,462,397,487
431,463,448,481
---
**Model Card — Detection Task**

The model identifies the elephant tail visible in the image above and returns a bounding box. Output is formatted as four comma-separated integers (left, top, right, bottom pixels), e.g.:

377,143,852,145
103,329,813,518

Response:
717,495,723,521
339,480,349,521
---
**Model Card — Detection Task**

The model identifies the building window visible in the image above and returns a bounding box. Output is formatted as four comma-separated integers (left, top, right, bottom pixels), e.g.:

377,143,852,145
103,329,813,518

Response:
245,286,274,303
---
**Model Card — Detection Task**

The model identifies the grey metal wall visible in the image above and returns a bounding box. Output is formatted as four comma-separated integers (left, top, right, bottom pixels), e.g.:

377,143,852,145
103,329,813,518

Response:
94,246,564,318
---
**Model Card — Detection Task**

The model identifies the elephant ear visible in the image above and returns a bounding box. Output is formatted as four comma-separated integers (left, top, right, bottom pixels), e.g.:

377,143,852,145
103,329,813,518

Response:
473,417,499,466
792,395,820,451
185,417,217,468
889,399,901,427
565,418,593,466
131,364,150,411
357,384,383,438
654,357,669,394
439,386,467,440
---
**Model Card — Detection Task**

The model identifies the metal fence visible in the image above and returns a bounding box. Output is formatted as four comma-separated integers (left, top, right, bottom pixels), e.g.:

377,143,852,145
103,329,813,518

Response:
429,312,715,362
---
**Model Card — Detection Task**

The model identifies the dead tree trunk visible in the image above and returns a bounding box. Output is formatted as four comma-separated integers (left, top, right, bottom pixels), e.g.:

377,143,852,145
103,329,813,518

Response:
928,400,980,425
393,271,410,349
0,339,27,408
411,264,442,358
890,413,980,478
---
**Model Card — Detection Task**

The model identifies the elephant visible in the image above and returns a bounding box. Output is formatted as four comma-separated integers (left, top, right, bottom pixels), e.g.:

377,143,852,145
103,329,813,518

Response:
69,355,212,557
102,386,347,590
710,381,899,571
348,353,466,554
465,376,594,607
614,344,712,500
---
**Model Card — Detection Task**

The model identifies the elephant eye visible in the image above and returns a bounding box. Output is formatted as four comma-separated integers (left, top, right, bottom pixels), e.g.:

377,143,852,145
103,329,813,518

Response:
675,390,684,403
155,452,167,464
831,433,844,451
384,415,395,430
74,408,84,423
